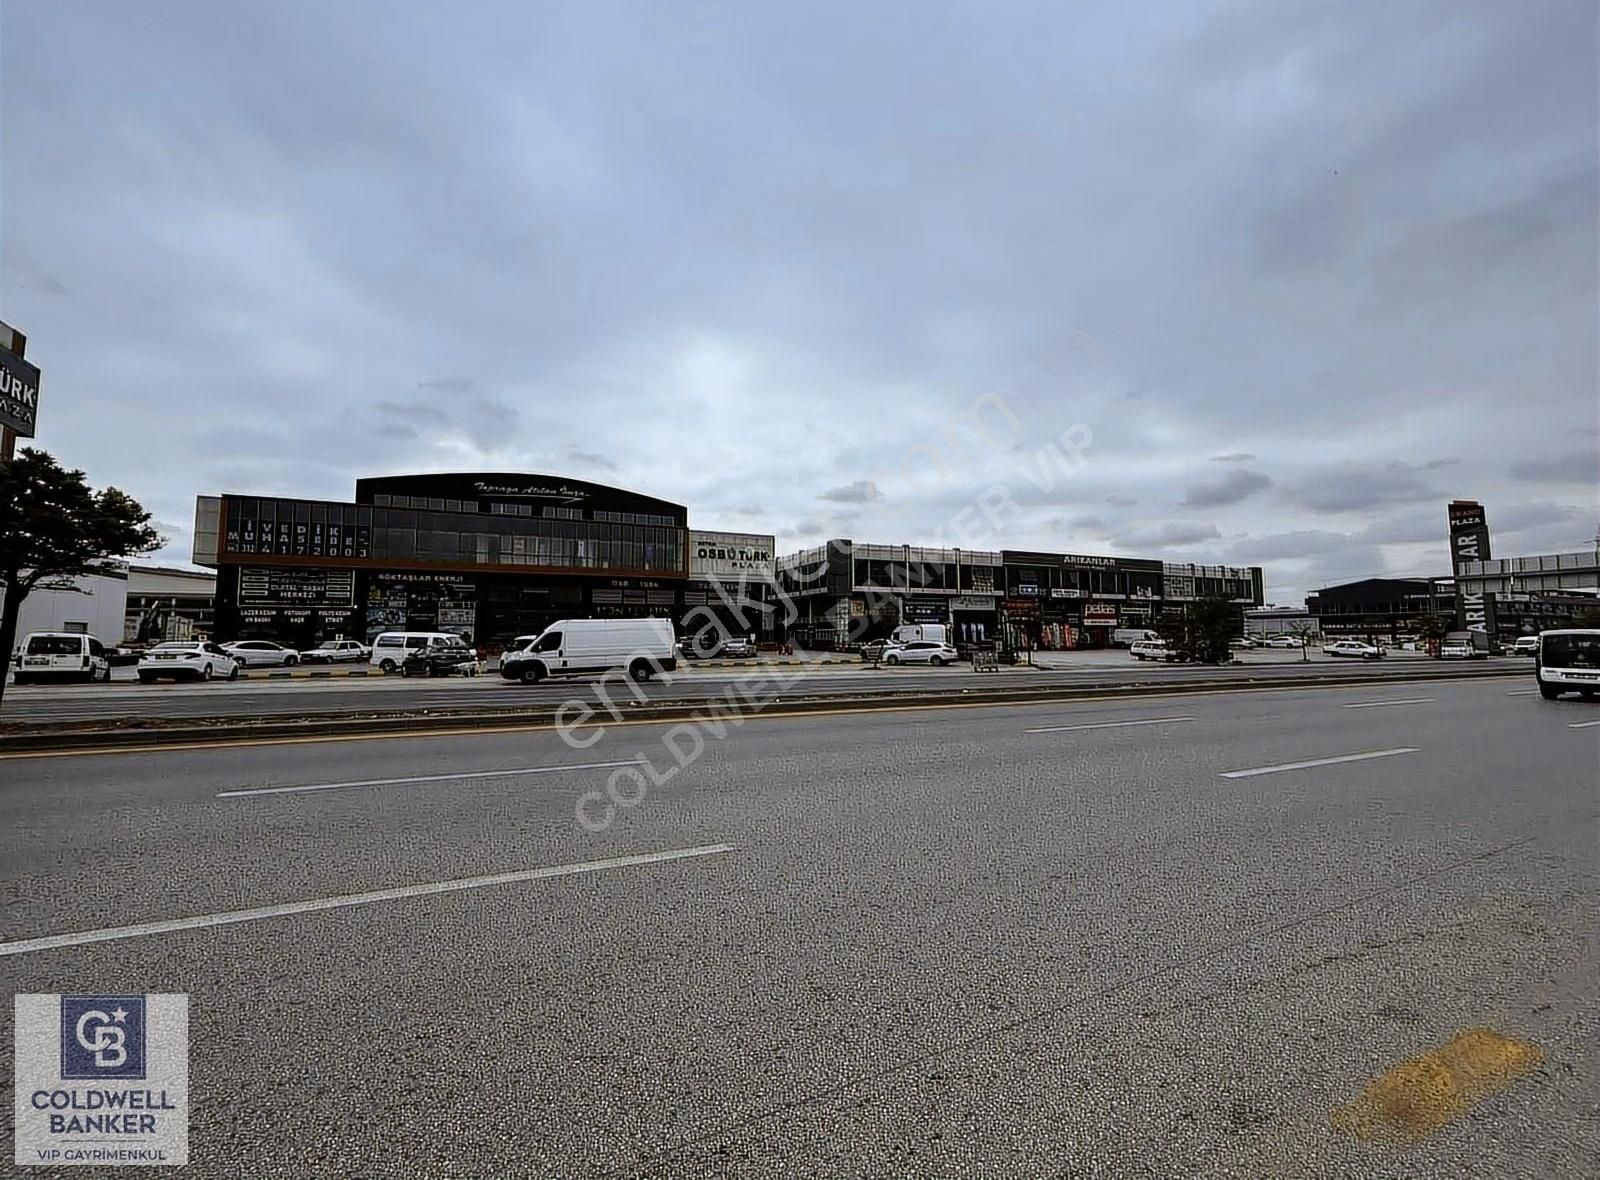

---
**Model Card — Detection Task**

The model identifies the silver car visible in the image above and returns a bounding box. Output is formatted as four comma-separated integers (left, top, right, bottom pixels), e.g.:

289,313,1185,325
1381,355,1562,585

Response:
880,641,959,667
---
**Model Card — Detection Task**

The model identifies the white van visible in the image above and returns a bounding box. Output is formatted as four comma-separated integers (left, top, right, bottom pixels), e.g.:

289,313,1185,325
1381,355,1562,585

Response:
369,631,462,673
500,618,677,684
1535,629,1600,700
12,632,113,684
891,623,948,646
1112,628,1159,647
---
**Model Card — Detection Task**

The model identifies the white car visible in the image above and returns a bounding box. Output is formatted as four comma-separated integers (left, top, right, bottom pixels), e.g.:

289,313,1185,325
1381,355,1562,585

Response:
879,641,958,667
1322,640,1384,661
223,639,301,667
1129,639,1173,661
300,639,369,664
1440,640,1477,659
137,641,240,683
1262,635,1303,649
1511,636,1539,656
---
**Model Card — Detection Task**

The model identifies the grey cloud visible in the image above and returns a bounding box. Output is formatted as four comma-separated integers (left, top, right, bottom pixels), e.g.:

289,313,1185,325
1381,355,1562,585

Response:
561,446,619,472
2,0,1591,583
1281,462,1439,514
819,480,883,504
1210,452,1255,463
1112,522,1221,550
1509,451,1600,485
1227,530,1352,563
1182,468,1272,508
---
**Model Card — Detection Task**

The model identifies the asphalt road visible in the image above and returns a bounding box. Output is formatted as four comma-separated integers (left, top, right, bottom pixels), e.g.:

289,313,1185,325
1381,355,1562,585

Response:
2,676,1595,1176
0,651,1526,726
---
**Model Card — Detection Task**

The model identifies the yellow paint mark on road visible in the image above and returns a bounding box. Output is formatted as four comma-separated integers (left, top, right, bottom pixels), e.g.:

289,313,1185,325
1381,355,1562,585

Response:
1332,1028,1543,1144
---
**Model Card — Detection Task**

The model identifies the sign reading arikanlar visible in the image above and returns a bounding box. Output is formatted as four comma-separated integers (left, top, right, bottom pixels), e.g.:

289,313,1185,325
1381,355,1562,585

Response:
0,346,41,438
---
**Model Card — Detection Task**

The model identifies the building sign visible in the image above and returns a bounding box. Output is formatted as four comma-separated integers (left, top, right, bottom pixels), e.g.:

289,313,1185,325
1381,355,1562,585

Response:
1448,500,1494,636
903,597,946,623
689,530,775,581
1061,553,1117,569
951,595,996,611
365,575,477,641
1049,588,1083,599
1083,603,1119,625
226,512,370,560
0,346,41,438
238,567,354,605
470,480,587,503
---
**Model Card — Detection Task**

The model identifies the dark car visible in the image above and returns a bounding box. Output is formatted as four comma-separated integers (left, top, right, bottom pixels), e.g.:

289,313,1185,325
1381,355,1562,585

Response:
399,642,480,678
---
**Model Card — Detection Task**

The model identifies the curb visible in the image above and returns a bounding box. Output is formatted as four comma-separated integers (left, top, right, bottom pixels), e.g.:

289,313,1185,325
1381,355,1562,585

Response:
0,667,1528,754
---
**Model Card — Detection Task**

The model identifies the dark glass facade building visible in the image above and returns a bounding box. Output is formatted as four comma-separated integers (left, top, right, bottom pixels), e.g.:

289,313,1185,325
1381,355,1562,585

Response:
196,473,691,649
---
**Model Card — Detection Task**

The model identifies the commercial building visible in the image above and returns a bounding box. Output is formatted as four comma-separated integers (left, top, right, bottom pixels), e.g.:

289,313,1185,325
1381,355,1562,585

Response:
776,540,1262,650
1305,577,1456,640
2,566,127,648
124,565,217,643
193,473,774,651
1243,605,1319,639
1455,550,1600,642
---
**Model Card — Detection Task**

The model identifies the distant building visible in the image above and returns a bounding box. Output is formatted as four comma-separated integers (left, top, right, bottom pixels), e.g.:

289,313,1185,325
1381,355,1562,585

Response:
125,565,218,644
1455,550,1600,641
1243,605,1318,638
1305,577,1455,639
2,566,128,651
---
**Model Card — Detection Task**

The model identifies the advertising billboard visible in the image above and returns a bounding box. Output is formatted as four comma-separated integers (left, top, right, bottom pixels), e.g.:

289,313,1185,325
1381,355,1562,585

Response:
689,531,775,581
0,346,41,438
1447,501,1496,639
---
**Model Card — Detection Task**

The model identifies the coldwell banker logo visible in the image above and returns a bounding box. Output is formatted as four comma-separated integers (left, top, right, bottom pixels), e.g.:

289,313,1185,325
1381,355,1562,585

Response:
61,996,146,1080
13,993,189,1168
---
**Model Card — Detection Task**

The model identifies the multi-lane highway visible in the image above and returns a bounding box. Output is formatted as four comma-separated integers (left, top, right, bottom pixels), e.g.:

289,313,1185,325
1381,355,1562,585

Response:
0,651,1529,727
2,675,1594,1176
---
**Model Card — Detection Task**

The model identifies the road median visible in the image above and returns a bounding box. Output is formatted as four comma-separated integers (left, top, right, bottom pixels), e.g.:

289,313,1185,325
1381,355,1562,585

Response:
0,665,1526,754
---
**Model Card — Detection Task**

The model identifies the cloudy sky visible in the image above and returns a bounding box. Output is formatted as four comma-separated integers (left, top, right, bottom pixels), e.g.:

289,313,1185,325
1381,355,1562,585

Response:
3,0,1596,603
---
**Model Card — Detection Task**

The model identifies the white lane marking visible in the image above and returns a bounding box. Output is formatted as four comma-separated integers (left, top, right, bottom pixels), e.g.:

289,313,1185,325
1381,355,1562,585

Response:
1505,689,1537,697
1026,716,1194,734
1219,747,1418,779
1341,698,1435,710
217,759,645,798
0,844,736,958
1569,719,1600,729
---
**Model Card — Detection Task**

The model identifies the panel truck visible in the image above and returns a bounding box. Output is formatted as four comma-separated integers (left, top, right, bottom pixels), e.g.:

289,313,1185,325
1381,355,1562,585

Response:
501,618,677,684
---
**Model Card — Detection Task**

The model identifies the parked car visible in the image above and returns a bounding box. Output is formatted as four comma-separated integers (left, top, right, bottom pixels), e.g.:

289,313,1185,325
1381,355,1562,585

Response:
1262,635,1303,649
399,641,481,677
300,639,369,664
879,641,958,666
1439,639,1481,659
1511,636,1539,656
223,639,300,667
1323,640,1384,661
11,632,114,684
501,618,677,684
1231,636,1261,649
370,632,462,672
1129,639,1173,661
720,636,754,658
137,641,239,683
1534,629,1600,700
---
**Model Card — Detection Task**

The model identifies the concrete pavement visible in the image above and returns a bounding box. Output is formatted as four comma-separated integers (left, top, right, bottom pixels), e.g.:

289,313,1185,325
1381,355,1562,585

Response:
1,677,1595,1176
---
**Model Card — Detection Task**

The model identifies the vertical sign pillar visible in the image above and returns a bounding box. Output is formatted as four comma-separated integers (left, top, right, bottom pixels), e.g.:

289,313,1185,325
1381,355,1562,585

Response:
0,322,37,462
